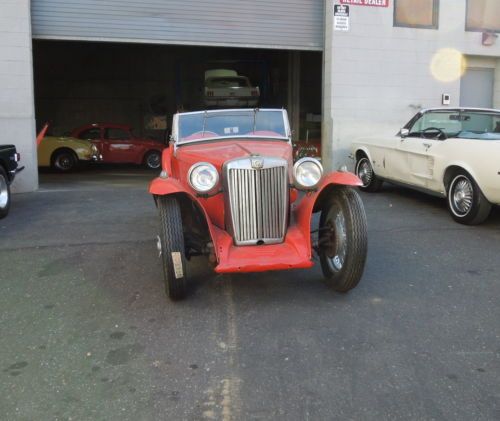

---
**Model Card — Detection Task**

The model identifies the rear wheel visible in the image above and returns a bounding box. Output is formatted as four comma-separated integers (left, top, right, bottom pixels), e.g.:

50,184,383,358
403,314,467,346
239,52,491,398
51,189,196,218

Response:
447,172,491,225
158,195,188,300
144,150,161,170
319,187,368,293
51,149,77,172
355,155,383,192
0,167,11,219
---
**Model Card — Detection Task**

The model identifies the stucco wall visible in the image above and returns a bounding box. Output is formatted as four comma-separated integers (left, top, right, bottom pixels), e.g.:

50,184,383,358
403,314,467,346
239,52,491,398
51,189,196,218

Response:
0,0,37,192
323,0,500,171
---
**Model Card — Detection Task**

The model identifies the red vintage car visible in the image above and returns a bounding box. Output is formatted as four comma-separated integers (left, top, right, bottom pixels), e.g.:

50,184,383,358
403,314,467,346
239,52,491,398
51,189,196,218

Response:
72,123,166,169
150,109,368,300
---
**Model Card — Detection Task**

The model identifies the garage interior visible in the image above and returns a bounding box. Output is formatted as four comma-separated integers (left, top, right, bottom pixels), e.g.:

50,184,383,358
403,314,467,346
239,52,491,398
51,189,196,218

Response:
33,40,322,154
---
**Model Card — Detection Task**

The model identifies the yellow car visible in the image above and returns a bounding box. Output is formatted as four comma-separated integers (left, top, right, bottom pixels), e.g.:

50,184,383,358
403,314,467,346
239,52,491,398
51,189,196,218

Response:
38,136,102,171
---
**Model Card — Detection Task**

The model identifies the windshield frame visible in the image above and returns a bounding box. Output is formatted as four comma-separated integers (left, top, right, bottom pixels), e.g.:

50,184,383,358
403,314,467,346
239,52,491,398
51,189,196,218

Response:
172,108,292,147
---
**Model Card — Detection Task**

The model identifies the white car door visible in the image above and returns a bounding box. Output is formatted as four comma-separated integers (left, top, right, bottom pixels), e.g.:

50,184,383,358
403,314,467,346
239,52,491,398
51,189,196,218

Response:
390,110,460,189
392,136,436,188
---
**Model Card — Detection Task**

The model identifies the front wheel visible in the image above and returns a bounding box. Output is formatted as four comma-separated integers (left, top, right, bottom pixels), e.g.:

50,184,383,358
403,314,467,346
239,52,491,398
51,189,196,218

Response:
51,150,77,172
447,172,491,225
318,187,368,293
158,195,188,300
355,156,383,192
0,167,11,219
144,150,161,170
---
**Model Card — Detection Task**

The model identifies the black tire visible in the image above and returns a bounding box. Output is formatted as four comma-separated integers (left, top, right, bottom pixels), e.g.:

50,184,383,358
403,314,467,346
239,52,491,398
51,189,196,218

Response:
447,172,491,225
0,166,11,219
319,187,368,293
158,195,188,300
51,149,78,172
355,155,383,192
144,150,161,170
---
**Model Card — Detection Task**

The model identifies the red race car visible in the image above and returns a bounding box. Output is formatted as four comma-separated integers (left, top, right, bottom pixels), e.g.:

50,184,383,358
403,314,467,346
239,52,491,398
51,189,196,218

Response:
72,123,166,169
150,108,368,300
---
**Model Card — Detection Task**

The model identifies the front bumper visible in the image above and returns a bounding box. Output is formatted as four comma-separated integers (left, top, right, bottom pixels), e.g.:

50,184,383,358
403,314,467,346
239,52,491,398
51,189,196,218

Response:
8,166,24,184
92,154,103,162
213,224,313,274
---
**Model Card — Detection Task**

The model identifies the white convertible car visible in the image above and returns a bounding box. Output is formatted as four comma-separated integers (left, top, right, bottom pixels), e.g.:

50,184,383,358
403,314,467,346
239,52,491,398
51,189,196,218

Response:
352,108,500,225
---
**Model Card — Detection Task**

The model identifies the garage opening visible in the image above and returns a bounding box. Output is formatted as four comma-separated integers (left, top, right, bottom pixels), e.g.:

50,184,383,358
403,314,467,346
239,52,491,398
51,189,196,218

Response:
33,40,322,172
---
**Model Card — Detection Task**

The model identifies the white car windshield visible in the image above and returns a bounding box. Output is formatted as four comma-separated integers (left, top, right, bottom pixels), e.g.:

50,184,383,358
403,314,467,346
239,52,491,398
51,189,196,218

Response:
206,77,250,88
177,109,289,144
409,110,500,140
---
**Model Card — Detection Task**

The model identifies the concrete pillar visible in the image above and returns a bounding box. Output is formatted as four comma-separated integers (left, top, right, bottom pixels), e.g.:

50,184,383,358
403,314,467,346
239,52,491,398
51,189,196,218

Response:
0,0,38,192
321,0,335,172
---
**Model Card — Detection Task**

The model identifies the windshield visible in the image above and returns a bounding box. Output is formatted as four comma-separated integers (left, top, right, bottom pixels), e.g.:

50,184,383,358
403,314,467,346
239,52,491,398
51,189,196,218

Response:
206,77,250,88
177,109,289,143
409,110,500,140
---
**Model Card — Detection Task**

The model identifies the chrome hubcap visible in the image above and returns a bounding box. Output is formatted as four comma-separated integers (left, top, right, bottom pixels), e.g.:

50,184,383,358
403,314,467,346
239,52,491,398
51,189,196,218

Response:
451,176,473,216
357,158,373,186
0,174,8,209
156,235,162,257
147,153,161,169
325,205,347,272
56,154,72,170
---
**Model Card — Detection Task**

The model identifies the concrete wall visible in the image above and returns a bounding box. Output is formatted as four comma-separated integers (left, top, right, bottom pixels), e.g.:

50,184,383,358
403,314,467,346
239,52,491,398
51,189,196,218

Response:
495,59,500,108
0,0,37,192
323,0,500,171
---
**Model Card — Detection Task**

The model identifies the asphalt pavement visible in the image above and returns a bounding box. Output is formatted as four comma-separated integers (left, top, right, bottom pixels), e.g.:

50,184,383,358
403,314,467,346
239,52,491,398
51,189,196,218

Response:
1,167,499,421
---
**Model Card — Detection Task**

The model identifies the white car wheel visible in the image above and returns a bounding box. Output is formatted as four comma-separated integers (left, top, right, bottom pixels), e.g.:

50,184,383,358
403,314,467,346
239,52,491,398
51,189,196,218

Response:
447,173,491,225
355,156,382,192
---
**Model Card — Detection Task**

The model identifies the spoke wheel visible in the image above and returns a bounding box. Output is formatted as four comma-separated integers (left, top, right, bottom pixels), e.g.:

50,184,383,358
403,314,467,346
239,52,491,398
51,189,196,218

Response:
145,151,161,170
355,156,383,192
447,172,491,225
451,176,473,216
319,187,368,293
0,168,10,219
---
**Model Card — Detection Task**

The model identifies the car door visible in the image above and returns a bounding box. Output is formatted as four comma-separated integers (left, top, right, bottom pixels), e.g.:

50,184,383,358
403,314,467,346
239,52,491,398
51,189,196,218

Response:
391,110,458,188
392,136,436,188
103,127,139,163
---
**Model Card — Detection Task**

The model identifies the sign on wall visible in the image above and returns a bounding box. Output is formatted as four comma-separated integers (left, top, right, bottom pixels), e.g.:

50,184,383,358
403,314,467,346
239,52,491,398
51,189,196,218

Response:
340,0,389,7
334,5,350,31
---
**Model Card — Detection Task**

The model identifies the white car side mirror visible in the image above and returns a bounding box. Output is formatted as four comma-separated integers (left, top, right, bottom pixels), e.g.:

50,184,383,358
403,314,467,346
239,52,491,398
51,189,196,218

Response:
400,128,409,138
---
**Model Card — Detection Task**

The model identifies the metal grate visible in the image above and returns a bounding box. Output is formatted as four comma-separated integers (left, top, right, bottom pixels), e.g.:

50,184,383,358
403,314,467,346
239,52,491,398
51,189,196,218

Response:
225,158,288,246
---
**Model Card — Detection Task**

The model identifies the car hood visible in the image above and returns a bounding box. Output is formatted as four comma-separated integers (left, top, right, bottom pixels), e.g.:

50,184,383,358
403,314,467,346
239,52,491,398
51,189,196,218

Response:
175,140,292,167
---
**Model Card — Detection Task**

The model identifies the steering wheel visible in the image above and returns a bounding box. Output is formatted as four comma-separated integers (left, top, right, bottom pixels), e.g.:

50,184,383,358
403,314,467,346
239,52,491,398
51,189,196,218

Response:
421,127,447,140
189,131,218,137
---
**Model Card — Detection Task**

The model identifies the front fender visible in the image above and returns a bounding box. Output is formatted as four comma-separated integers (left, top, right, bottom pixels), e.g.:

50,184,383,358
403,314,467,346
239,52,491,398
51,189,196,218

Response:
293,171,362,255
149,177,221,261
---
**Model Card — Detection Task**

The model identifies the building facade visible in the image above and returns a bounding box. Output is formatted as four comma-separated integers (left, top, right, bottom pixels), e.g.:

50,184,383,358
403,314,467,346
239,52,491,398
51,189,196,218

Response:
0,0,499,191
324,0,500,170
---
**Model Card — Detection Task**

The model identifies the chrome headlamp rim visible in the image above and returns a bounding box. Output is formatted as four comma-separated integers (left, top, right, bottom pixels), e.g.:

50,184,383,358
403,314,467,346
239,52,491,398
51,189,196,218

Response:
188,162,219,193
293,157,323,189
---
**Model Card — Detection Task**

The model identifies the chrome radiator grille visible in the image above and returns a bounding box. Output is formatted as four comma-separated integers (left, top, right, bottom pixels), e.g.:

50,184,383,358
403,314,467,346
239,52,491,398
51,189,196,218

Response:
225,157,288,245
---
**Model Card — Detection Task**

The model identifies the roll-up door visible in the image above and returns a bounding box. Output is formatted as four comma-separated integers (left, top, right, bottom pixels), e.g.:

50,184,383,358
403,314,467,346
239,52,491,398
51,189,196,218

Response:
31,0,324,51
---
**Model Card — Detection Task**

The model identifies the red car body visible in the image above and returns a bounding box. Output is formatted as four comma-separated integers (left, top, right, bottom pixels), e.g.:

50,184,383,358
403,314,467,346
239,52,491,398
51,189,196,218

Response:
150,140,362,274
71,123,166,167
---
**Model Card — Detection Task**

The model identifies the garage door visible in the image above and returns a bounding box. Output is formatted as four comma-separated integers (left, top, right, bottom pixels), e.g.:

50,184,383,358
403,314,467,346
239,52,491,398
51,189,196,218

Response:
31,0,324,51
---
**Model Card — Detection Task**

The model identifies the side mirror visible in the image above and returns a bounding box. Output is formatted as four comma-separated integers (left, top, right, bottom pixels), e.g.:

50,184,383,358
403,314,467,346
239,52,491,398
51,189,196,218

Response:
400,128,409,138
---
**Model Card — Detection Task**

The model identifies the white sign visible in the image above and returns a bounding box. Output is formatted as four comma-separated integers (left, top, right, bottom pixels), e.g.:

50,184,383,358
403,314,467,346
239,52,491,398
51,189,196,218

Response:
334,5,350,31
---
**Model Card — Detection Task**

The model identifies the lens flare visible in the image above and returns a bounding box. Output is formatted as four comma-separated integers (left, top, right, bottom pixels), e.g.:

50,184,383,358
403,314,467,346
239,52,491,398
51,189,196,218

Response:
430,48,466,83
